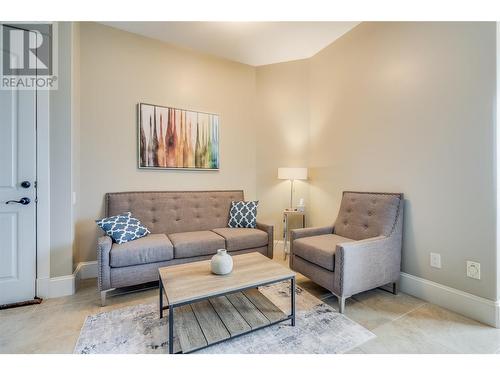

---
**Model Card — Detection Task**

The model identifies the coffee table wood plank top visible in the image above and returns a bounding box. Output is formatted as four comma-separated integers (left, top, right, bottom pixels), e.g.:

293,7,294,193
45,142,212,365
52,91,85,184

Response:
159,252,295,306
243,288,287,322
176,305,207,353
159,252,296,354
167,292,287,353
191,300,231,344
209,296,251,335
226,292,270,329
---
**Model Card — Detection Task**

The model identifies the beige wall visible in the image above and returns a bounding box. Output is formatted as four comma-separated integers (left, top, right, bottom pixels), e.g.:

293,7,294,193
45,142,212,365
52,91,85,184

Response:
497,22,500,301
308,22,497,300
71,22,497,302
255,60,310,238
76,23,257,262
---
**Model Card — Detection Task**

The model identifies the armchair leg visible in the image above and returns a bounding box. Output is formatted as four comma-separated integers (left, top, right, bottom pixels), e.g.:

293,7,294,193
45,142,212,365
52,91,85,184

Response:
338,296,346,314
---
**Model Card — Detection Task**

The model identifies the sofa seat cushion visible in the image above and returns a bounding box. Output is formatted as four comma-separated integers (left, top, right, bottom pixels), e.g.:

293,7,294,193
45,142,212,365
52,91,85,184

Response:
110,234,173,268
169,231,225,259
293,234,354,271
211,227,268,251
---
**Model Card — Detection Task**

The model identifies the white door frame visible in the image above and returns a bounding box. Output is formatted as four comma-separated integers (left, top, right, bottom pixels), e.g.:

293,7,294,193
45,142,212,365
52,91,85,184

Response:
0,23,51,300
35,88,51,298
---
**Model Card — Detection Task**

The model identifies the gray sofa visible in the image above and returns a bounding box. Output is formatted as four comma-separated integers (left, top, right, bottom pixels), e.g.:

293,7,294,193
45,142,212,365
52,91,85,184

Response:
290,191,403,313
97,190,274,305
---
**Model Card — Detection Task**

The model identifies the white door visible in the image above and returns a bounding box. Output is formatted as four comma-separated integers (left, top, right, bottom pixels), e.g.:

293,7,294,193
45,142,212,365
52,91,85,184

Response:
0,31,37,305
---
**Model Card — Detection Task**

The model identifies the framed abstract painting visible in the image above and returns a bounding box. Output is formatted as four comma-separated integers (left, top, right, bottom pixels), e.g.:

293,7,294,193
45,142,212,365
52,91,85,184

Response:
138,103,220,170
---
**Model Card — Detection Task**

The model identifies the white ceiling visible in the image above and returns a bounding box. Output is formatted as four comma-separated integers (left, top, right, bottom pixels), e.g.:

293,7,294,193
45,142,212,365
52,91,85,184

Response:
100,22,359,66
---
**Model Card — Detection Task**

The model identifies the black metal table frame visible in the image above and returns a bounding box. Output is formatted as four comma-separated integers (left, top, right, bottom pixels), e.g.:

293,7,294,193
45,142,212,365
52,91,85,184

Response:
159,275,296,354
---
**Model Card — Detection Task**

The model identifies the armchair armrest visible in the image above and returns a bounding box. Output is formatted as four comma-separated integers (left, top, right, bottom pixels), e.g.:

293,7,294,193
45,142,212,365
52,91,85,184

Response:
97,235,112,291
290,225,334,242
256,221,274,259
334,235,401,297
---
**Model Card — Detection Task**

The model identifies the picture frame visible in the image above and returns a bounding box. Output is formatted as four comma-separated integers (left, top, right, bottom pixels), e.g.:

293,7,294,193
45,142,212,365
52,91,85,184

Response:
138,103,220,170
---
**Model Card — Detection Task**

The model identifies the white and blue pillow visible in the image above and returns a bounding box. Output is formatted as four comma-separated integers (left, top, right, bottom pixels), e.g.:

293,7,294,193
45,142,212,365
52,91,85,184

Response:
96,212,150,244
228,200,259,228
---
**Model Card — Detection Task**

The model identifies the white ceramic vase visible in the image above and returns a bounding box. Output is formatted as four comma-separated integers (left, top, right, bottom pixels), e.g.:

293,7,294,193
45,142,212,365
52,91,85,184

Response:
210,249,233,275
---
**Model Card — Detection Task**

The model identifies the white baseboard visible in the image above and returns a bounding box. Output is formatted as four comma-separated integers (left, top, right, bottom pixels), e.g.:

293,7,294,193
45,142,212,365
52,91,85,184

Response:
36,274,75,299
281,241,499,327
38,259,500,328
36,277,50,298
47,274,76,298
400,272,500,328
36,260,98,299
75,261,98,279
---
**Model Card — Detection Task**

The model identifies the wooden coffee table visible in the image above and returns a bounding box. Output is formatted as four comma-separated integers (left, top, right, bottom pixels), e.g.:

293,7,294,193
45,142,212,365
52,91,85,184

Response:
158,252,296,354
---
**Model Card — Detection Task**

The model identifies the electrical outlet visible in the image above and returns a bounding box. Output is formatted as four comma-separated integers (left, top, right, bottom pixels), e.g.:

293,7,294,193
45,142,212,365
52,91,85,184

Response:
430,252,441,269
466,261,481,280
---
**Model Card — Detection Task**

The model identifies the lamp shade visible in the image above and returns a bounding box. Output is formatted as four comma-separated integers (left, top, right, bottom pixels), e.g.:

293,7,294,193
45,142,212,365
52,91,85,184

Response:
278,167,308,180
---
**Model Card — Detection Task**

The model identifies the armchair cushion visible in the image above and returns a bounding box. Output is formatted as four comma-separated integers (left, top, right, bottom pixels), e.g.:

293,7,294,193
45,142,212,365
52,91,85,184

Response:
334,192,401,240
294,234,354,271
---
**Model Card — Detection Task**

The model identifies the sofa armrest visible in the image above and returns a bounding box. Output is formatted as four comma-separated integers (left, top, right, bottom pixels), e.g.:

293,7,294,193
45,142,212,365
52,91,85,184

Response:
334,235,401,297
97,235,113,291
256,221,274,259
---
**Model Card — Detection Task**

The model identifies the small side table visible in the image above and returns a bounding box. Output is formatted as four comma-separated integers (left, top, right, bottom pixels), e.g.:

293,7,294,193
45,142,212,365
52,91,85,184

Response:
282,210,305,260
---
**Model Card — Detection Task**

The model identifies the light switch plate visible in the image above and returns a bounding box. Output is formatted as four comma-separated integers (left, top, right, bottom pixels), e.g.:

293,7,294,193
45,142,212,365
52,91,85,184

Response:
430,252,441,269
466,261,481,280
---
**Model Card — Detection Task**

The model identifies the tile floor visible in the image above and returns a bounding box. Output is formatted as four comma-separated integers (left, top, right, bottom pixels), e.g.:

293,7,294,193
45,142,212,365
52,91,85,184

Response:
1,243,499,354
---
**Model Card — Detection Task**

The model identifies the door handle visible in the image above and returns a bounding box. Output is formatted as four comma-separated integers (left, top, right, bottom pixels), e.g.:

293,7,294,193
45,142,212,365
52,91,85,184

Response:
6,197,31,205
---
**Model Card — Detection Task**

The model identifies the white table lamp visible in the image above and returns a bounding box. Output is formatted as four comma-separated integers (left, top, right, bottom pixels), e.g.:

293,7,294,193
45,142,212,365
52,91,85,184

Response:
278,167,308,209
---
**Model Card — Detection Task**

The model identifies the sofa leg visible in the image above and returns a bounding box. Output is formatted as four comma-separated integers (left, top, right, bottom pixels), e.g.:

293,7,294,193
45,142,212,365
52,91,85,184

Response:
100,289,115,306
338,296,346,314
392,281,399,295
101,291,107,306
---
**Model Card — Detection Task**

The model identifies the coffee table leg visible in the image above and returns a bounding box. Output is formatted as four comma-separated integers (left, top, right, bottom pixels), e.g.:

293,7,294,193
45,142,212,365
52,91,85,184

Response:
159,279,163,319
291,276,296,326
169,304,174,354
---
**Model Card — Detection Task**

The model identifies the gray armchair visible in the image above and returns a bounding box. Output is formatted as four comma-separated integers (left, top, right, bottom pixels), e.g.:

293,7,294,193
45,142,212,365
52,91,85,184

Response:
290,191,404,313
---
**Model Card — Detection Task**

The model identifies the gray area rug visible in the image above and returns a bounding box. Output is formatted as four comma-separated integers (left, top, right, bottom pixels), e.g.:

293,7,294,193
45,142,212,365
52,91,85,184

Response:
74,282,374,354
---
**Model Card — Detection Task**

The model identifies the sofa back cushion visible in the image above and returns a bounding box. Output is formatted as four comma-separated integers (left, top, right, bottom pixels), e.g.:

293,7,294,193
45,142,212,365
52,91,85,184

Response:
105,190,244,235
334,192,402,240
